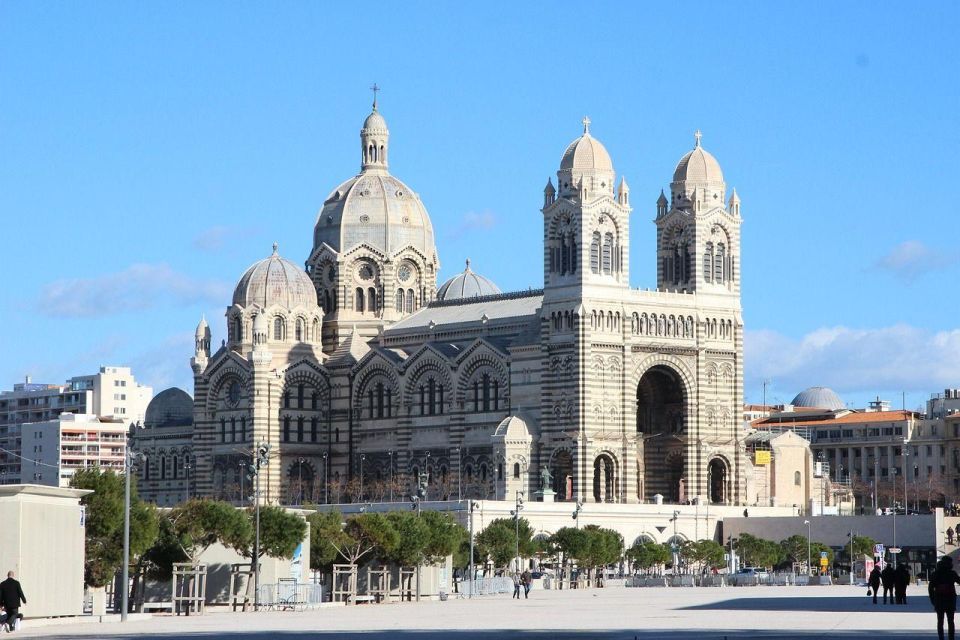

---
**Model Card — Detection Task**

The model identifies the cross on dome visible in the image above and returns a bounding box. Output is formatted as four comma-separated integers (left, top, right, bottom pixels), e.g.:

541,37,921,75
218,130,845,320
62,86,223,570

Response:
370,83,380,110
582,116,591,134
272,242,279,255
694,129,702,147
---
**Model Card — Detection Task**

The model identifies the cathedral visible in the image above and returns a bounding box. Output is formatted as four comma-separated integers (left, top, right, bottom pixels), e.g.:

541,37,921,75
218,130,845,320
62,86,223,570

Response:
190,98,747,507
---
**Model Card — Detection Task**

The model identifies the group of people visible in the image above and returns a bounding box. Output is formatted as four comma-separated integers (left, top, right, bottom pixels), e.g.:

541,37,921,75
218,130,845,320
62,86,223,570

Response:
868,563,911,605
0,571,26,632
511,570,532,599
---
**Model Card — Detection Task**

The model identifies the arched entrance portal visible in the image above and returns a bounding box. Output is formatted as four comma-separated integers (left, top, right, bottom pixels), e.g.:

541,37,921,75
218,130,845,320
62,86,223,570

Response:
593,453,616,503
637,365,687,502
551,450,574,501
708,458,728,504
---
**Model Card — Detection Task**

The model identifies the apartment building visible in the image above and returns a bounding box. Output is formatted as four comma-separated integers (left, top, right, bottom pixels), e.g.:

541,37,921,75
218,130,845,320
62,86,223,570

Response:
0,367,151,482
19,413,128,487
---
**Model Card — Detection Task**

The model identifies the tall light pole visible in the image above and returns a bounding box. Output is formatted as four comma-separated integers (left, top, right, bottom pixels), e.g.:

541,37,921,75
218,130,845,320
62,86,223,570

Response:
873,455,879,513
848,530,855,585
817,451,825,515
359,454,366,502
297,458,305,505
511,491,525,572
184,458,192,503
322,451,329,504
238,460,247,505
671,510,680,574
468,500,478,598
253,442,270,611
121,445,141,621
454,446,462,502
892,468,898,568
804,519,811,579
572,500,583,529
388,451,394,502
904,447,911,513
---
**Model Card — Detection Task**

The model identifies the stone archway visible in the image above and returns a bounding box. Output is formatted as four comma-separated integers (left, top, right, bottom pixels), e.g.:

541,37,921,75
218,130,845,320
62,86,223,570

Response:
551,449,574,501
593,453,617,503
637,364,687,502
708,457,729,505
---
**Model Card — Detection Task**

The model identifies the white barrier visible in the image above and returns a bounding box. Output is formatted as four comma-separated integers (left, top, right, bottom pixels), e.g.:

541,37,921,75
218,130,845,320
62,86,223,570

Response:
257,583,324,610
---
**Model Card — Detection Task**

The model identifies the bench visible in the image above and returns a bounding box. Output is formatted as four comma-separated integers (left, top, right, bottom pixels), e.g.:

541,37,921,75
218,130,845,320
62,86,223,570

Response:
142,602,174,613
351,595,376,605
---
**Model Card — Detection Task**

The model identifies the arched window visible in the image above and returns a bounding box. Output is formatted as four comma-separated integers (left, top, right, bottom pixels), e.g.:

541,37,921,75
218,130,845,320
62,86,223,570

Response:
368,287,377,313
396,289,405,313
715,243,726,284
312,318,319,341
282,416,291,442
295,319,304,342
406,288,415,314
273,317,284,341
160,456,166,480
703,242,714,283
143,458,150,480
794,470,802,486
172,455,179,479
233,317,242,342
513,462,520,479
355,288,365,312
602,233,613,274
560,235,569,275
590,232,601,274
297,416,304,442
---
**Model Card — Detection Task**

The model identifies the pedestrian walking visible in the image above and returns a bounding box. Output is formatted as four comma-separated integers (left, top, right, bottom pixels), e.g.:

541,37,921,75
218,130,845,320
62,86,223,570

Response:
881,563,896,604
521,569,531,599
512,572,521,599
0,571,25,632
895,564,911,605
930,556,960,640
868,566,882,605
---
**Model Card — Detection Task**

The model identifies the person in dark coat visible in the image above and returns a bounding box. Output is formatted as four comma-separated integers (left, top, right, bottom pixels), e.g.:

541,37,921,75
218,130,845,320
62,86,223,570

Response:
895,564,911,604
521,569,531,599
929,556,960,640
0,571,25,632
881,564,896,604
868,566,882,604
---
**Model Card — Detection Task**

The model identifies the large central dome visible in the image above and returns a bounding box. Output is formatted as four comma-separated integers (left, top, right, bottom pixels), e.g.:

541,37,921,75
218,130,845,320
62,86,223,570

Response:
233,243,318,310
312,105,437,263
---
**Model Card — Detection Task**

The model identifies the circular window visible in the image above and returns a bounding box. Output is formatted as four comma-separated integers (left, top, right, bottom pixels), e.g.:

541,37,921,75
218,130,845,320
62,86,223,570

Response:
402,216,410,224
326,265,336,284
227,381,241,407
357,264,374,281
359,215,370,224
398,265,412,282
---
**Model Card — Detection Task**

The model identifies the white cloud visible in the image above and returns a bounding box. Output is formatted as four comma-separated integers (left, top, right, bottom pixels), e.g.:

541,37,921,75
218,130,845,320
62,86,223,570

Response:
36,263,231,318
447,211,499,238
874,240,958,280
745,324,960,400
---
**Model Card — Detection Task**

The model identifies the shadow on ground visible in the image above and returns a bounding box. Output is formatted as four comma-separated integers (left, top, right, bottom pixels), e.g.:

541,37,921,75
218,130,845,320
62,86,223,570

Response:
34,631,936,640
680,595,930,614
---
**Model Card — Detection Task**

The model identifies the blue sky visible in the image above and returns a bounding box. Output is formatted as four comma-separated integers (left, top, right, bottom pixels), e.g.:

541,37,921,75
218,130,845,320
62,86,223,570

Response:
1,2,958,411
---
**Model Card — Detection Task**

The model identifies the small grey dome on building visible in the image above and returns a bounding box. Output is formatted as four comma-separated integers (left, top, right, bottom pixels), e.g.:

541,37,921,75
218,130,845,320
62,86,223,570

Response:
144,387,193,428
232,243,318,310
673,130,724,184
437,259,501,301
791,386,845,411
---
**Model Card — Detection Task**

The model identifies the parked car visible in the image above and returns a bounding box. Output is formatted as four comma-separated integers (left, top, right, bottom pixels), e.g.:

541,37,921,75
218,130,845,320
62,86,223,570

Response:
736,567,769,578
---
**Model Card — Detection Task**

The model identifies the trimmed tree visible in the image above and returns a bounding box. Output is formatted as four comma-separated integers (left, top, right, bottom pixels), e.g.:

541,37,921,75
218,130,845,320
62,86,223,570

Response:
333,513,399,565
168,498,252,563
476,517,535,571
625,541,672,574
70,467,159,588
307,510,343,574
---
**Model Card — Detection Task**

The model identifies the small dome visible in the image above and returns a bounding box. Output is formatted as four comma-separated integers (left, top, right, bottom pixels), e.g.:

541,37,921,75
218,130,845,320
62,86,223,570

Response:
436,259,501,301
560,117,613,173
673,131,724,184
144,387,193,428
233,243,318,310
195,315,208,337
791,387,845,411
362,108,388,133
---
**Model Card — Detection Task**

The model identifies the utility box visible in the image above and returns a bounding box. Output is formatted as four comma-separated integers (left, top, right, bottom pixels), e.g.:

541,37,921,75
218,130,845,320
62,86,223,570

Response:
0,485,91,618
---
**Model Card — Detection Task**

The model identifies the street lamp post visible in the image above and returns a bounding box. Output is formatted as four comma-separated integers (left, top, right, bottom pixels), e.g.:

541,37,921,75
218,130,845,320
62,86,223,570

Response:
121,444,142,622
322,451,329,504
297,458,305,505
671,510,680,574
388,451,395,502
253,442,271,611
848,529,856,585
873,456,879,513
892,468,898,568
572,500,583,529
510,491,525,573
238,460,247,505
359,454,366,502
817,452,825,516
454,446,462,502
804,519,812,580
468,500,478,598
184,459,192,503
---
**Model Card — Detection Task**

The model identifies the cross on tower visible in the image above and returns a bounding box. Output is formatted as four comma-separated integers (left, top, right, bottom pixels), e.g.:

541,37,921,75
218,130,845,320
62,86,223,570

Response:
370,83,380,110
582,116,591,134
694,129,702,147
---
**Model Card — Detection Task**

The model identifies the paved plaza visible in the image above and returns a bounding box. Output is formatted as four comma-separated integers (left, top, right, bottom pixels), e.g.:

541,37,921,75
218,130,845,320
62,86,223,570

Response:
17,585,938,639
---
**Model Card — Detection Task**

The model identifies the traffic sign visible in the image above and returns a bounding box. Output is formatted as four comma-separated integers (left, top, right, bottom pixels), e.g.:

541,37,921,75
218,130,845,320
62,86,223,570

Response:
820,551,829,559
874,544,885,555
889,547,902,554
820,557,829,566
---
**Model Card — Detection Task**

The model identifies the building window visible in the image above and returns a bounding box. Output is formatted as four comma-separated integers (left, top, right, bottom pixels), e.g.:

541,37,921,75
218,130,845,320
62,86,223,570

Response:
794,470,801,486
590,232,601,274
283,416,291,442
310,417,318,442
273,317,284,341
356,288,365,313
396,289,405,313
295,319,304,342
513,462,520,479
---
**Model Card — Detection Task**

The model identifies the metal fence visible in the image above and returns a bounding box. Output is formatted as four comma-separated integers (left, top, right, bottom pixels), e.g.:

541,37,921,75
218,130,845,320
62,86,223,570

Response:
256,582,325,610
626,573,802,588
462,576,513,596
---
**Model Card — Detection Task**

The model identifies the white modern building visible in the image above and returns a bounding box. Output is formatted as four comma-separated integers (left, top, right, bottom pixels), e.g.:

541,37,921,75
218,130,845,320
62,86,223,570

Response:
19,413,128,487
0,367,151,482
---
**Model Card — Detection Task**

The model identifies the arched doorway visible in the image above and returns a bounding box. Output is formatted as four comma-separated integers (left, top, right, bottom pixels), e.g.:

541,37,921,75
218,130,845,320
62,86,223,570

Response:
593,453,616,503
551,450,574,501
708,458,728,504
287,461,315,505
637,365,687,502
